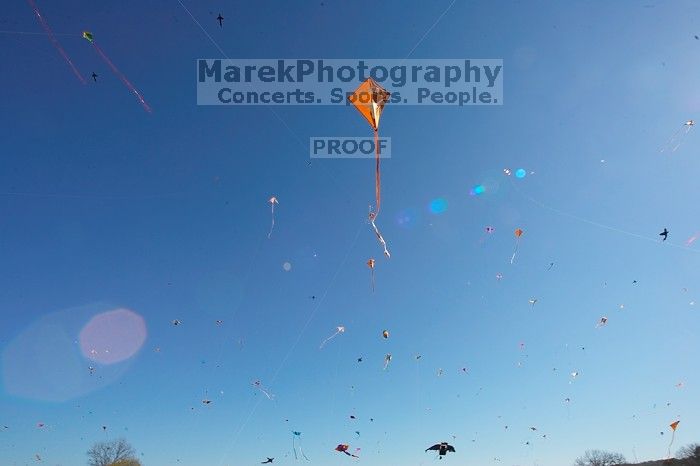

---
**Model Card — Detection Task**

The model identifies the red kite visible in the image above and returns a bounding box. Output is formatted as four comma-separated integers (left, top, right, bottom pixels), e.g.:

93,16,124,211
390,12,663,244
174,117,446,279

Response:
335,443,359,458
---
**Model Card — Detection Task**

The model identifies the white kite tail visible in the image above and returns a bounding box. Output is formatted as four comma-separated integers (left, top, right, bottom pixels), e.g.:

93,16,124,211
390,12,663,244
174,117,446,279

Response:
268,203,275,239
660,123,693,154
510,240,520,264
319,330,339,349
667,429,676,458
370,215,390,258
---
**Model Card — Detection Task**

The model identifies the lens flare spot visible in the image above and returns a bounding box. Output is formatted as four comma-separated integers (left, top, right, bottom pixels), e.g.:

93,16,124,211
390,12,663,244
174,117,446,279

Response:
429,198,448,214
396,208,418,228
79,309,146,365
470,185,486,196
515,168,527,179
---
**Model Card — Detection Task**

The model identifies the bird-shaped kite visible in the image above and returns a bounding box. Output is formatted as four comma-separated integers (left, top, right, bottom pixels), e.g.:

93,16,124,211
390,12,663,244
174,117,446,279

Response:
660,228,669,241
425,442,456,458
348,78,391,258
335,444,359,458
268,197,279,238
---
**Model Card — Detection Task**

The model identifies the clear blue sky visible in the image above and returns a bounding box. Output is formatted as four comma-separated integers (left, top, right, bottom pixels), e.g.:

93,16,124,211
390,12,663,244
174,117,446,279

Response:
1,1,699,465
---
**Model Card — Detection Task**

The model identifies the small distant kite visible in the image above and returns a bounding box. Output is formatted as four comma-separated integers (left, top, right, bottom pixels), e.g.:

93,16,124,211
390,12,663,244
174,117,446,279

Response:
511,228,523,264
292,431,310,461
367,258,375,292
335,444,359,458
172,319,181,326
425,442,455,458
660,120,694,153
382,329,389,339
596,317,608,328
217,13,224,27
252,380,274,400
529,298,538,307
383,353,392,370
268,197,278,238
320,326,345,349
348,78,391,258
261,458,274,464
91,72,98,82
82,31,152,112
659,228,669,241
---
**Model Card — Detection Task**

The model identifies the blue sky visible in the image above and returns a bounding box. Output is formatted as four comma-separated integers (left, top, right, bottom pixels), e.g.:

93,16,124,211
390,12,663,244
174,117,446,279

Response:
1,1,700,465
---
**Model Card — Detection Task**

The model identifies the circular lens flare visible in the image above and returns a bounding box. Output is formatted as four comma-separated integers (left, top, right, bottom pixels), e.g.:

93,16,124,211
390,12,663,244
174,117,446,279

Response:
79,308,146,365
429,198,448,214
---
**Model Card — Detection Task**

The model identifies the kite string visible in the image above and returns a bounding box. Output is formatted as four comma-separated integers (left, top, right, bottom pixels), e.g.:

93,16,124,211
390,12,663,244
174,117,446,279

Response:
26,0,86,84
215,222,364,466
174,0,381,213
508,178,700,254
91,41,152,113
0,29,79,36
402,0,458,60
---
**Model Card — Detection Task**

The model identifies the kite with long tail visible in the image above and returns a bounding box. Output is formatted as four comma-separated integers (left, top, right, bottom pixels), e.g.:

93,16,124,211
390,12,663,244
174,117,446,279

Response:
26,0,86,84
667,420,680,458
348,78,391,258
335,444,359,458
82,31,151,112
511,228,523,264
292,431,310,461
319,326,345,349
268,196,278,238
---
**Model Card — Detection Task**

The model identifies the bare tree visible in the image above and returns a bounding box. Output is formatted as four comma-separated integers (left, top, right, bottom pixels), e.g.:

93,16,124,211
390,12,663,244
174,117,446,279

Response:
677,443,700,461
87,438,137,466
573,450,626,466
109,460,142,466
